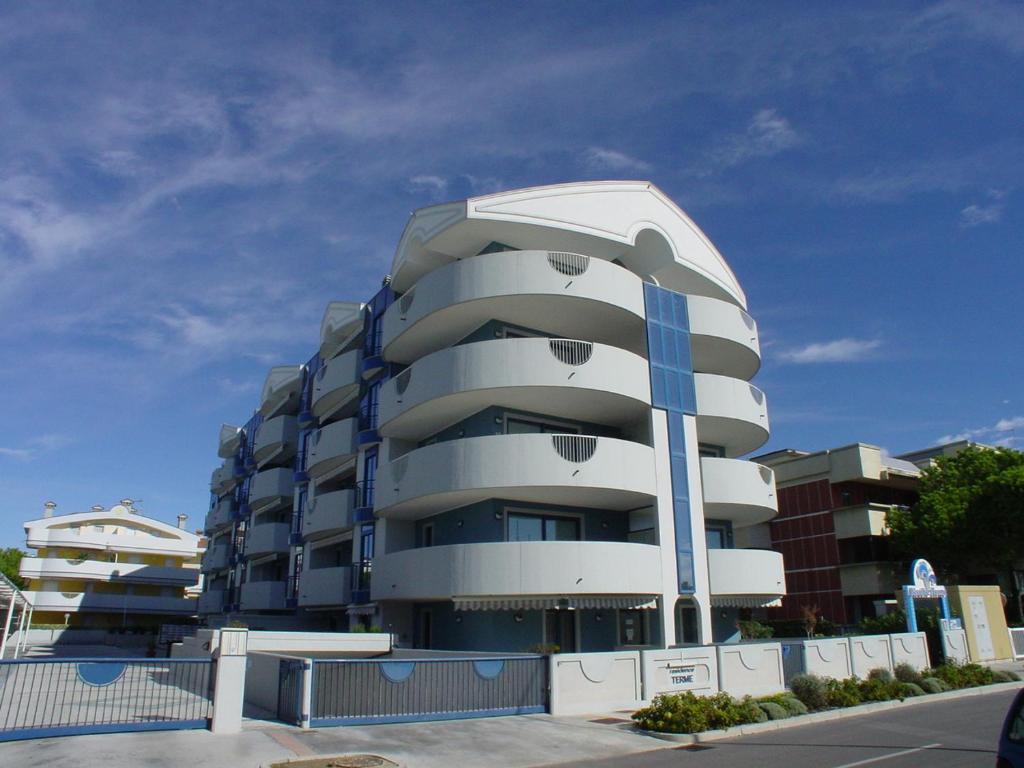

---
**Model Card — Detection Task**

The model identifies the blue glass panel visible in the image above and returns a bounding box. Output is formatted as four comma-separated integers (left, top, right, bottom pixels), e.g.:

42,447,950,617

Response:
673,292,688,329
77,662,127,687
379,661,416,683
473,659,506,679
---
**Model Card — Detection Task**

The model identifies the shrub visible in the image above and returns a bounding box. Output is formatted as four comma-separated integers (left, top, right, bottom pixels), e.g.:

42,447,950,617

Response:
920,676,949,694
790,674,829,710
858,677,901,702
738,619,775,640
758,701,788,720
632,692,767,734
899,682,926,697
930,662,995,689
780,696,809,716
893,663,924,685
825,677,862,708
993,670,1021,683
867,668,894,683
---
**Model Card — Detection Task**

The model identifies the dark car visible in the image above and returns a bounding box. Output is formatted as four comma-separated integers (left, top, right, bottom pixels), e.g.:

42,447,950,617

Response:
998,688,1024,768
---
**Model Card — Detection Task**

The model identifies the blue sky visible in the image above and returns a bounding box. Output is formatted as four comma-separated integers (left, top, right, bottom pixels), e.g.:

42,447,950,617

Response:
1,1,1022,547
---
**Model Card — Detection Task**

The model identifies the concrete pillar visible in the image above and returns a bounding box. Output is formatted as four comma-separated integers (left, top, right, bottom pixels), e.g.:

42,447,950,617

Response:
210,627,248,734
300,659,313,729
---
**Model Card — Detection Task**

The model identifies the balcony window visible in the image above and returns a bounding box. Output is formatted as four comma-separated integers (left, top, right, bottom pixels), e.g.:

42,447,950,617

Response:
507,512,580,542
506,416,580,435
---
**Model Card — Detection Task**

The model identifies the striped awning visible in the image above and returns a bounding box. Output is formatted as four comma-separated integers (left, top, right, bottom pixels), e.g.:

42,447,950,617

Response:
453,595,658,611
710,595,783,608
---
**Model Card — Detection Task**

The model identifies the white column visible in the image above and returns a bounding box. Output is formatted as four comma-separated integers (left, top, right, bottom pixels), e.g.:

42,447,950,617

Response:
650,410,679,648
210,627,248,734
0,598,15,659
682,414,713,645
300,660,313,729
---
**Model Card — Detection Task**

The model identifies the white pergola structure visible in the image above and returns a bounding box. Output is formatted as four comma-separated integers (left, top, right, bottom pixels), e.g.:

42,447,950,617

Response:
0,572,32,659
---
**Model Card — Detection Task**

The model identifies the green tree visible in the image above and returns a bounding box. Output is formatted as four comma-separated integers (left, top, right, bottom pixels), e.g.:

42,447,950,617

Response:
0,548,26,589
887,446,1024,616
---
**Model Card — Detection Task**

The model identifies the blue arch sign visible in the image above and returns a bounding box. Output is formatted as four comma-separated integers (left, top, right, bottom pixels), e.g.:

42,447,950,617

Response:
903,558,951,632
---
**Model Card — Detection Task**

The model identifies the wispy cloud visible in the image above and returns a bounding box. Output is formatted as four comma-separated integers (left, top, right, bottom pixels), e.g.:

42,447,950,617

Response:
959,189,1006,227
938,415,1024,447
0,434,73,461
407,175,448,196
698,109,801,175
582,147,651,174
777,338,883,364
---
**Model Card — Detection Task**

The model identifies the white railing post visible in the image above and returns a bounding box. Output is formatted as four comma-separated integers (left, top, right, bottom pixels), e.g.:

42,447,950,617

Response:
0,597,15,659
301,659,313,729
15,605,32,657
11,604,27,658
210,628,248,734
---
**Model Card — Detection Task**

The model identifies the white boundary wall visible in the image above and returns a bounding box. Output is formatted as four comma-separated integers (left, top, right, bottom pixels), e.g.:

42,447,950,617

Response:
849,634,894,677
890,632,930,671
641,646,719,700
172,629,391,657
942,628,970,665
781,637,853,684
549,651,643,716
716,643,785,698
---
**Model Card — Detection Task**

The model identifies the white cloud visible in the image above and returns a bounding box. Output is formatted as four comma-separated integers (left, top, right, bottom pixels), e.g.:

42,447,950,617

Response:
582,147,652,173
959,189,1006,227
938,415,1024,446
0,433,73,461
408,175,448,195
777,338,882,364
695,108,801,176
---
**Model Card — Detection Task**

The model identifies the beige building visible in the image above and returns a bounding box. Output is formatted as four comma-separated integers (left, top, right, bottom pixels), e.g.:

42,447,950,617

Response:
20,500,203,627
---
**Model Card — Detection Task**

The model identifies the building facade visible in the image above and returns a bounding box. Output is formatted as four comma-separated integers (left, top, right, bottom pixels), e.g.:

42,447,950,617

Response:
200,181,785,651
20,500,202,627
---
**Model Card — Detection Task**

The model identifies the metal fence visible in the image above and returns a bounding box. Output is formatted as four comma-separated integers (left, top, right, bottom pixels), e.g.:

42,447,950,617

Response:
0,657,214,741
1010,628,1024,660
278,658,306,726
307,655,547,726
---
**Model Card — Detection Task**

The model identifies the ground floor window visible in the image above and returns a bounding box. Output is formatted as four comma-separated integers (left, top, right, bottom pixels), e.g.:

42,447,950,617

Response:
675,599,699,645
618,609,648,646
544,609,577,653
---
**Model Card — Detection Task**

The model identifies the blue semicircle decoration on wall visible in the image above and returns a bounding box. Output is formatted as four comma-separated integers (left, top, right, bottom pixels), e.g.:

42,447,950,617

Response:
379,661,416,684
77,662,128,687
473,659,505,680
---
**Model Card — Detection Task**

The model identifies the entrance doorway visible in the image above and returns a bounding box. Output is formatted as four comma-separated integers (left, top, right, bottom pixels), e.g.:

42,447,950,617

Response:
544,609,577,652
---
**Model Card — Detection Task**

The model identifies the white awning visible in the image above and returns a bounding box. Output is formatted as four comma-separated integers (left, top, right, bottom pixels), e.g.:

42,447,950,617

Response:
346,603,377,616
710,595,783,608
453,595,658,611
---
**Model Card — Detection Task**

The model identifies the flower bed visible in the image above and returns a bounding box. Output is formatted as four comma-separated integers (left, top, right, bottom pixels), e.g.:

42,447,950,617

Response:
632,662,1019,735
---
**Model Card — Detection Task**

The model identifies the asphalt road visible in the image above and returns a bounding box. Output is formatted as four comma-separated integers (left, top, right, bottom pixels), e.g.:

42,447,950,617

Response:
545,687,1018,768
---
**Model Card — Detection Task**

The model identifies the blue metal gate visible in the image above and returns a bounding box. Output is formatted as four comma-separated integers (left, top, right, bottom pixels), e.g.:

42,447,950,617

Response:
277,657,307,726
0,657,214,741
309,655,547,726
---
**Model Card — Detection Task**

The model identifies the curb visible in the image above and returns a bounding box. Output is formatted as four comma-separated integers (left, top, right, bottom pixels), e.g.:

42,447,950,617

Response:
639,680,1024,744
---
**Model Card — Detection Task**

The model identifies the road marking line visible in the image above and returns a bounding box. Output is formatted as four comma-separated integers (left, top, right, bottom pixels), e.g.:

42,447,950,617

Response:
830,742,942,768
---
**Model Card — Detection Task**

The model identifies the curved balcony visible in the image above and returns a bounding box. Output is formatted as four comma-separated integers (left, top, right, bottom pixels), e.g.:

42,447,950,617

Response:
311,350,361,422
375,433,656,519
239,580,287,612
382,250,647,364
707,549,786,608
693,373,769,456
198,589,226,614
244,522,290,557
201,544,231,572
700,457,777,528
20,557,200,586
248,467,294,514
320,300,365,360
25,528,200,558
371,541,661,602
253,414,299,469
218,423,243,459
210,459,240,497
298,565,353,607
307,418,358,481
686,295,761,379
379,338,651,440
303,489,356,540
205,496,236,532
21,590,197,615
259,365,304,419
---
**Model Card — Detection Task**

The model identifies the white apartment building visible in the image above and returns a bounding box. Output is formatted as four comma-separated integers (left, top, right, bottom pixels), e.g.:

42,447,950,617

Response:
200,181,784,651
21,500,202,627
